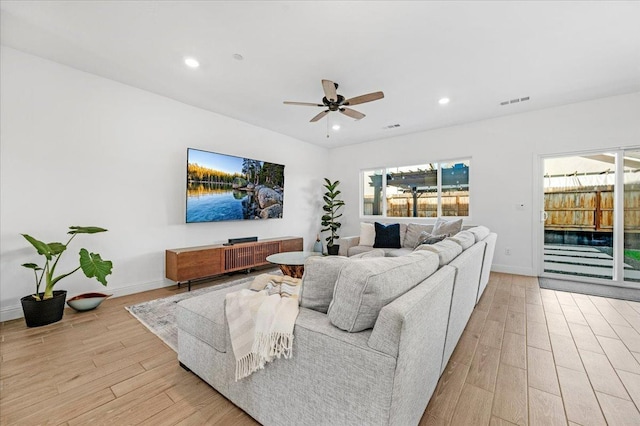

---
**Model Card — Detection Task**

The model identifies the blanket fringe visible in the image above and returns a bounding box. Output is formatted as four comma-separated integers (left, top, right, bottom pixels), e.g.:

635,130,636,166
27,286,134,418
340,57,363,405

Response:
270,332,294,359
235,352,262,381
253,332,294,361
235,332,294,381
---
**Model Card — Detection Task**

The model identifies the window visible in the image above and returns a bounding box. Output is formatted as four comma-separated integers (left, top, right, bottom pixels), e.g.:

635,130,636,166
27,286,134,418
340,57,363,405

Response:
440,160,470,217
362,169,383,216
361,159,470,218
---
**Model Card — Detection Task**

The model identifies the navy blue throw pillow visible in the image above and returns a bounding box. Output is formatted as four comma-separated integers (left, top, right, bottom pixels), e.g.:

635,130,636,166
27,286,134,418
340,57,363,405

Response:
373,222,401,249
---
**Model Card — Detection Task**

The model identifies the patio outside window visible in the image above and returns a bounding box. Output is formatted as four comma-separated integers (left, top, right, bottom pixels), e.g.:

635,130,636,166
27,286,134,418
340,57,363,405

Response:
362,159,470,218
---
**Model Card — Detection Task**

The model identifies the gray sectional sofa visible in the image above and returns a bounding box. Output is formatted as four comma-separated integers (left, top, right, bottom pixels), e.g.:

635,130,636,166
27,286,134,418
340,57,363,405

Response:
340,222,497,305
176,224,497,426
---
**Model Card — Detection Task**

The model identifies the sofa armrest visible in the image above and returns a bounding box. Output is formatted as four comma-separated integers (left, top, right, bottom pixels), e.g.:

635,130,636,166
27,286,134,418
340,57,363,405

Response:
338,235,360,256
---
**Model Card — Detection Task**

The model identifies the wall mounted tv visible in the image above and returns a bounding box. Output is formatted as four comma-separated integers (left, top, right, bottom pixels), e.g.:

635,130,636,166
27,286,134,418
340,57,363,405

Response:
186,148,285,223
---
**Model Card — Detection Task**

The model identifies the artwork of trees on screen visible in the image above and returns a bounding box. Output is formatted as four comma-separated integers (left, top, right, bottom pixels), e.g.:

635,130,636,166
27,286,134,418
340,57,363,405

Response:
186,150,285,222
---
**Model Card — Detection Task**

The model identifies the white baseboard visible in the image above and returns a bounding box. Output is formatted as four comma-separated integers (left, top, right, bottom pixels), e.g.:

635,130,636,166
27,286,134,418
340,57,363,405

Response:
491,264,535,277
0,279,175,323
108,279,175,299
0,306,24,322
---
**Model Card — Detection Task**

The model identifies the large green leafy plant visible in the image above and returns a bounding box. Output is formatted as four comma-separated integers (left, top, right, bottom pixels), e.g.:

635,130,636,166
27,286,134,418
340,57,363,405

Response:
21,226,113,300
321,178,345,248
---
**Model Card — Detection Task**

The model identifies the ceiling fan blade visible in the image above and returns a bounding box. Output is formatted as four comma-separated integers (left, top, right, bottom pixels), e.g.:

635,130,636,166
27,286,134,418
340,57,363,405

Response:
340,107,365,120
344,91,384,106
322,79,338,102
310,110,330,122
283,101,324,107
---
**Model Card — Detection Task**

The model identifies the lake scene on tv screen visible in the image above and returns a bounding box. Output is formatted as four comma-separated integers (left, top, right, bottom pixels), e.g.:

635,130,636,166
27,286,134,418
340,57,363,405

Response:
186,149,285,223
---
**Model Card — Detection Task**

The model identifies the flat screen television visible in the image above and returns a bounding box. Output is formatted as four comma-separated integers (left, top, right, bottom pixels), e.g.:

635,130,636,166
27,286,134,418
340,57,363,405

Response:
186,148,285,223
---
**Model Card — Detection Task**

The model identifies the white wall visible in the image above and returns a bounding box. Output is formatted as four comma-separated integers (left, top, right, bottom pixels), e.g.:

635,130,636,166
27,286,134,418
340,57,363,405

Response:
0,47,329,321
3,46,639,322
329,92,640,276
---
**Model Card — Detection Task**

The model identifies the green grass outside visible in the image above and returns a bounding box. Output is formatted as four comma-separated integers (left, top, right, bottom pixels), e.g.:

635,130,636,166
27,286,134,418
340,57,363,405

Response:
624,249,640,261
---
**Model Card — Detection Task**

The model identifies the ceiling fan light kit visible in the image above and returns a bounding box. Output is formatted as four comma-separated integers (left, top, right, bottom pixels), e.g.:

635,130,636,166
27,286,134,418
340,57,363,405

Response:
284,79,384,123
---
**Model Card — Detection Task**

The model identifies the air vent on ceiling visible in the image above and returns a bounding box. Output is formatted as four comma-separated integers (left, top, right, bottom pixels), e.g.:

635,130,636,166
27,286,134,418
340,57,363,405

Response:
500,96,530,106
383,124,401,129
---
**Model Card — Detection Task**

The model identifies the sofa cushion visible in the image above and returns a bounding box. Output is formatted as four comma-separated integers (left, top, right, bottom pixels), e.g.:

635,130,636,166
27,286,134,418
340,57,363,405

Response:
403,223,434,248
359,222,375,247
350,248,386,259
300,256,349,313
347,245,376,256
348,246,413,257
373,222,402,249
447,230,475,250
176,280,251,353
433,217,463,236
384,248,414,257
415,239,463,266
328,251,439,332
468,225,491,242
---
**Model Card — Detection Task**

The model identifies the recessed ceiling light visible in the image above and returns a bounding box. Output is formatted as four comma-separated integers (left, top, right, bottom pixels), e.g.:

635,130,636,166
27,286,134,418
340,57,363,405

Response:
233,53,244,61
184,57,200,68
438,97,450,105
332,124,340,131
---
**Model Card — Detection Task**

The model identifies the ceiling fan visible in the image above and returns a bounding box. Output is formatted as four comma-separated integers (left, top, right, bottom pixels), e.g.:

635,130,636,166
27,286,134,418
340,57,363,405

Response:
283,79,384,122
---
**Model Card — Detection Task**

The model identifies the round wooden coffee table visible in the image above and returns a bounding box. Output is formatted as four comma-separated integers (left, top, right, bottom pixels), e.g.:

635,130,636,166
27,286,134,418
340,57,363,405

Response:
266,251,322,278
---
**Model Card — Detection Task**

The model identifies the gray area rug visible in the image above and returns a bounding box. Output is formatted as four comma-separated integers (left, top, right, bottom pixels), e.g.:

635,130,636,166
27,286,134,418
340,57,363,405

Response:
539,277,640,302
126,275,258,351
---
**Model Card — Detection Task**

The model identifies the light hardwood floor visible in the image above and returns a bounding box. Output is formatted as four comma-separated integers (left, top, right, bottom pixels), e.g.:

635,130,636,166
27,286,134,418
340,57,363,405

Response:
2,271,640,425
422,273,640,426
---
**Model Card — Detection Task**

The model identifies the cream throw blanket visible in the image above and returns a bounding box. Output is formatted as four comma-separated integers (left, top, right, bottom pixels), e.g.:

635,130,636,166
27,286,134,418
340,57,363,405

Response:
225,274,301,381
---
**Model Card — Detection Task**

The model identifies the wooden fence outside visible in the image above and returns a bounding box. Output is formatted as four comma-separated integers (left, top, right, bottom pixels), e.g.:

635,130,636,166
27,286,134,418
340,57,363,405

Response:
363,191,469,217
544,185,640,232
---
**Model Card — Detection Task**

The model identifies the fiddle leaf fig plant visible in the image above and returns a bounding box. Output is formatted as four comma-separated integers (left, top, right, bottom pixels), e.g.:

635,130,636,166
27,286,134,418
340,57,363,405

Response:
320,178,345,248
21,226,113,301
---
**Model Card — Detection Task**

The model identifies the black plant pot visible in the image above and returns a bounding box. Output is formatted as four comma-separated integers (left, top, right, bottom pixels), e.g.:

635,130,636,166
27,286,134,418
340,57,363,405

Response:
327,244,340,256
20,290,67,327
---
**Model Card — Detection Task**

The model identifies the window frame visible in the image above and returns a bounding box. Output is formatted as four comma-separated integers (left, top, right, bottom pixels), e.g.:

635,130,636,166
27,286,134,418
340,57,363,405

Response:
359,157,471,221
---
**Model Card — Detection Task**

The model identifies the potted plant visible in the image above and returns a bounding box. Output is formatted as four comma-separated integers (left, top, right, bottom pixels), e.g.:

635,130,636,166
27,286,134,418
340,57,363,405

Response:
21,226,113,327
321,178,345,255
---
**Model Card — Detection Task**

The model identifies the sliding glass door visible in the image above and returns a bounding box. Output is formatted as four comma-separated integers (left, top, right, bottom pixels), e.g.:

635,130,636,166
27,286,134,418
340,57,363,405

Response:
623,150,640,282
541,149,640,286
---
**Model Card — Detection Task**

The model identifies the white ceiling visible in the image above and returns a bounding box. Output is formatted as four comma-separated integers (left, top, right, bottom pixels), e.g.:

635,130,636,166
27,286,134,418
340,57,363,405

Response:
2,1,639,148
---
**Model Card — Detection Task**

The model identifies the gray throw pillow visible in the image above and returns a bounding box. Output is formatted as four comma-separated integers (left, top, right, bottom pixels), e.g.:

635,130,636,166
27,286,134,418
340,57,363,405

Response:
328,251,440,332
432,217,463,236
403,223,434,248
300,256,349,313
414,230,448,248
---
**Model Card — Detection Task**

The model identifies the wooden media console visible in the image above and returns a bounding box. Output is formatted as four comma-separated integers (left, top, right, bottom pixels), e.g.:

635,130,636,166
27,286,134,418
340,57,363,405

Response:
165,236,303,290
